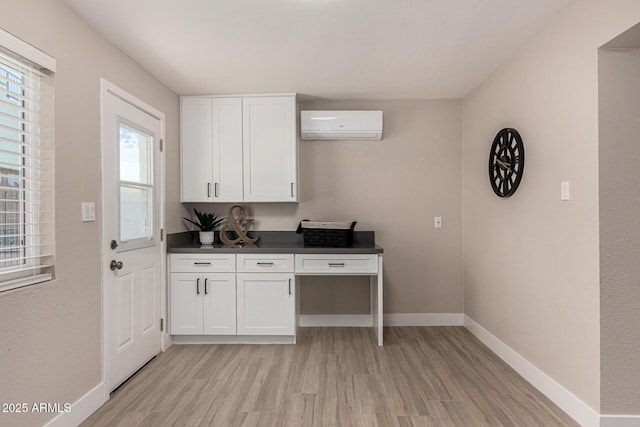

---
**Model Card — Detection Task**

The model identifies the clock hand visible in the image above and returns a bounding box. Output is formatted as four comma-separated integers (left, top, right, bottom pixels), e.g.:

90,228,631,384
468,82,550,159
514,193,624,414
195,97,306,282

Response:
495,158,512,171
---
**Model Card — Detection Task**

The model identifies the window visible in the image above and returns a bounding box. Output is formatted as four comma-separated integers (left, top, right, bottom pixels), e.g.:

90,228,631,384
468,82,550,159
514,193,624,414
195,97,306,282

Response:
119,121,154,248
0,29,55,292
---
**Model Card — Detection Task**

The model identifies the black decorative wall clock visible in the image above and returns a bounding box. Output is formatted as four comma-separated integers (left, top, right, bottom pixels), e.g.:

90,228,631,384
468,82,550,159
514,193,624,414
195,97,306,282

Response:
488,128,525,197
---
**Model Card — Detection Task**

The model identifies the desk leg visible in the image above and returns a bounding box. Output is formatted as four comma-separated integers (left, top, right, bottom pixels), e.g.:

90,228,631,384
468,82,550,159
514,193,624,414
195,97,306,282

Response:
294,276,301,345
370,254,383,346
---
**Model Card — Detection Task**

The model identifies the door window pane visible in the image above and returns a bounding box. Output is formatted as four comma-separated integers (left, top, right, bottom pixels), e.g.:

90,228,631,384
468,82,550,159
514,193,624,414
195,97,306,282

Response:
118,122,154,248
120,124,152,184
120,185,152,242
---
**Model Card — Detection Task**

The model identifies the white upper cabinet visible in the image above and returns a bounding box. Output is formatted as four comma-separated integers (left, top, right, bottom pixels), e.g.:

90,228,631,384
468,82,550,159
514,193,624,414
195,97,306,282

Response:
212,98,243,202
242,96,298,202
180,94,298,203
181,97,213,202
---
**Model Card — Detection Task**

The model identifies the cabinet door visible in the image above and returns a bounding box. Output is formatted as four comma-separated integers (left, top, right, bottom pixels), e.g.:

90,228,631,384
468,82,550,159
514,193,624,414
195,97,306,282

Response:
212,98,243,202
242,96,298,202
170,273,203,335
236,273,295,335
181,97,213,202
202,273,237,335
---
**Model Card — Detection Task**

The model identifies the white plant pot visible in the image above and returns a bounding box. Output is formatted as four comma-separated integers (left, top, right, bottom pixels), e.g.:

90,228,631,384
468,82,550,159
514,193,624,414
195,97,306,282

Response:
199,231,214,245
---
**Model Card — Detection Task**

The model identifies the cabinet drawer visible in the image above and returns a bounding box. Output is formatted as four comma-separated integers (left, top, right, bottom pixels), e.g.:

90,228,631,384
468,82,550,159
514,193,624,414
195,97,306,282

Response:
295,254,378,275
170,253,236,273
237,254,294,273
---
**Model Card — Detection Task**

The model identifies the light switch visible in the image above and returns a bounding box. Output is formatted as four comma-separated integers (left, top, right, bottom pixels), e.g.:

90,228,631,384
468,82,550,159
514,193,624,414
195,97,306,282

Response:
82,202,95,222
561,181,570,201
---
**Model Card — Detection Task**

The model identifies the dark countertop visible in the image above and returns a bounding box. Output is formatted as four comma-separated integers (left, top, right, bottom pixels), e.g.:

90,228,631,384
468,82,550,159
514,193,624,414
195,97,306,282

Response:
167,231,383,254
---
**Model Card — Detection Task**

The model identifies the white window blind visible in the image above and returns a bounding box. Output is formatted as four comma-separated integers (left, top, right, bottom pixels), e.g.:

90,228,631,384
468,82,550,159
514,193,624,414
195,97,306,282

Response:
0,30,55,292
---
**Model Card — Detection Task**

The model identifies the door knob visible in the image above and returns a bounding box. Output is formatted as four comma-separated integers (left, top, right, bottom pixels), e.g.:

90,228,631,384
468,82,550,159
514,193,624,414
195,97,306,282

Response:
110,260,124,271
110,240,118,250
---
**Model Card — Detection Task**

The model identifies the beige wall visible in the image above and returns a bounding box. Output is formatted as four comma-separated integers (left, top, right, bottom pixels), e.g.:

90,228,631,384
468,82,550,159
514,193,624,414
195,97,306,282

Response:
599,47,640,414
0,1,179,426
187,99,463,315
462,0,640,412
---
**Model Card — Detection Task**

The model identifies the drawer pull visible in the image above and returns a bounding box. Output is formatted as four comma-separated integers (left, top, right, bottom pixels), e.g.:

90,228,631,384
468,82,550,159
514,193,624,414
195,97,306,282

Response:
288,278,292,295
257,262,275,266
194,262,212,266
204,278,208,295
196,278,200,295
328,263,345,267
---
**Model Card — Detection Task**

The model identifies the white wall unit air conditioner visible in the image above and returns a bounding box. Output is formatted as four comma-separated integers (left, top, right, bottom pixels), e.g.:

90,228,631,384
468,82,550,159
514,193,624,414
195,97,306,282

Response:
300,110,383,140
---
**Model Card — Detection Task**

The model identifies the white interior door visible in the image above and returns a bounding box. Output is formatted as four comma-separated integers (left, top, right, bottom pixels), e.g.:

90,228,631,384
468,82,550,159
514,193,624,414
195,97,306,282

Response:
101,81,164,393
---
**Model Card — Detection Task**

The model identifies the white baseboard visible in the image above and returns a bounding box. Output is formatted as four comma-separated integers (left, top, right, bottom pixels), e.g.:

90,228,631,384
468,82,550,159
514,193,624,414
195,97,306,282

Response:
45,382,106,427
463,315,600,427
299,314,372,327
172,335,296,345
384,313,464,326
298,313,465,327
600,415,640,427
162,331,173,351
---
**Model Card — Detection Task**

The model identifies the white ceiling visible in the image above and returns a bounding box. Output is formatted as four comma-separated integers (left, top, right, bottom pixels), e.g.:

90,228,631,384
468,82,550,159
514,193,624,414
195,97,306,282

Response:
62,0,572,99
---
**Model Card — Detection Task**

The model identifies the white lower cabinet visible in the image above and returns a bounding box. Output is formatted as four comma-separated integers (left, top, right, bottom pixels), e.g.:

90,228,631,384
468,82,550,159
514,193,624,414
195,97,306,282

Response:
203,274,237,335
169,253,295,338
169,252,382,344
170,273,236,335
236,273,295,336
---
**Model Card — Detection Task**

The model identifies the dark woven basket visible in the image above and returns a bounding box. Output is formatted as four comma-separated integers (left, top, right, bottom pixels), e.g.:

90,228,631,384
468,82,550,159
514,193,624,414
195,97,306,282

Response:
296,221,357,247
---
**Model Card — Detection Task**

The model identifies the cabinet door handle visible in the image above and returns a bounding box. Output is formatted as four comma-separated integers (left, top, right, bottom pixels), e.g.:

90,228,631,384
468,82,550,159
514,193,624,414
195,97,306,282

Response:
207,183,211,198
204,278,208,295
257,262,274,266
214,182,219,197
329,263,345,267
288,278,291,295
194,262,212,266
196,278,200,295
290,182,294,197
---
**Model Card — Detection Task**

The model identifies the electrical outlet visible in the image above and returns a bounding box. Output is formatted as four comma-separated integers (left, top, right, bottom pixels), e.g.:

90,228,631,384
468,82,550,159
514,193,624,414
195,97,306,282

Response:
434,216,442,228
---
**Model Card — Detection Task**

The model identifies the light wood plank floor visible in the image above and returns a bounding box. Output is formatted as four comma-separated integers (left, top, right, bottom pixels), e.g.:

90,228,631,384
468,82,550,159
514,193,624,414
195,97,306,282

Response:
82,327,578,427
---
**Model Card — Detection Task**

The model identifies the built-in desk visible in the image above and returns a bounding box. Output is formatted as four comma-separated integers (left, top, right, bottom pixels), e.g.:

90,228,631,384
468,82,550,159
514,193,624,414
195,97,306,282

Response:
167,231,384,345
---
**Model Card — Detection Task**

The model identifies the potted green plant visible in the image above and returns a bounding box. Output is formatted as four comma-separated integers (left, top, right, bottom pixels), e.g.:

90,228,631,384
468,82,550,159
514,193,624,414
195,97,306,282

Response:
183,208,225,245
